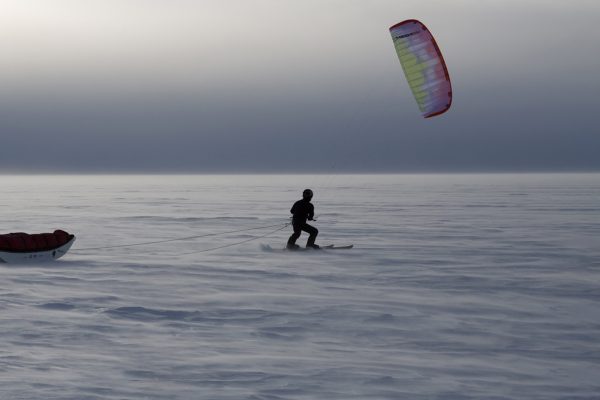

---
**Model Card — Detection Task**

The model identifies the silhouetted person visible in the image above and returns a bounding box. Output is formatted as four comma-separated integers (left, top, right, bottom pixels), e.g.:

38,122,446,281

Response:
287,189,319,250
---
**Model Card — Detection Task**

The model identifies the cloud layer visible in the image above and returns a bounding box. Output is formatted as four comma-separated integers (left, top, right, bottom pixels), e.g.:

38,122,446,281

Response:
1,1,599,172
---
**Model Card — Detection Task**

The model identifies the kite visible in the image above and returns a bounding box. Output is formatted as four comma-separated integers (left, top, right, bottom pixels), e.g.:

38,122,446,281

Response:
389,19,452,118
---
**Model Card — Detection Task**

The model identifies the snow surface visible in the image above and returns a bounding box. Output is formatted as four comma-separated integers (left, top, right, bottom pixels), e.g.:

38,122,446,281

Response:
1,174,599,399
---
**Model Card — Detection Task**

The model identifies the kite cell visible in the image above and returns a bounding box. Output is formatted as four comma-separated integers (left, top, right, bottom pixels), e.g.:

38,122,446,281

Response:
389,19,452,118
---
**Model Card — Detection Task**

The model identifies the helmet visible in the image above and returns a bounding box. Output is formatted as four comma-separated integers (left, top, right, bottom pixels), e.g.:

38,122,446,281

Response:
302,189,313,200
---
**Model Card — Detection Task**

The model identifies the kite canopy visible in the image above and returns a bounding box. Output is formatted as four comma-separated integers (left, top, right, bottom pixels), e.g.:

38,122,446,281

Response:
389,19,452,118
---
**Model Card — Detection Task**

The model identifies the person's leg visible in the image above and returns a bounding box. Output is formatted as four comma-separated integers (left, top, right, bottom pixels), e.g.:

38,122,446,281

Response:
287,224,302,248
303,224,319,247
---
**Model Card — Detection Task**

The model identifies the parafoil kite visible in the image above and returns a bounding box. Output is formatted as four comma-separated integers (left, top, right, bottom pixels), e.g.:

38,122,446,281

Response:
389,19,452,118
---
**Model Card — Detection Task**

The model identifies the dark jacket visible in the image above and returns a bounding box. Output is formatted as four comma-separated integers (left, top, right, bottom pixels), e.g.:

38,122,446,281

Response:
290,199,314,225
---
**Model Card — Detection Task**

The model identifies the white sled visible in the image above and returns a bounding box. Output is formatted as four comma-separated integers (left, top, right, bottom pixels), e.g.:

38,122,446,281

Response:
0,237,75,264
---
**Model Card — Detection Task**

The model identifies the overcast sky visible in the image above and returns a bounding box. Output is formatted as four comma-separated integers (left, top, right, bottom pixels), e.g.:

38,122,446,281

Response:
1,0,599,173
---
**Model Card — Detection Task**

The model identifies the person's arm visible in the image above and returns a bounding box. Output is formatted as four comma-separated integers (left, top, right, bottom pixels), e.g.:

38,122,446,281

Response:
308,204,314,221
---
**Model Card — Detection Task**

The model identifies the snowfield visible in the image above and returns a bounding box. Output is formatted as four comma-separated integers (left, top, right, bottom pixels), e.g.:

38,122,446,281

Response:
1,174,599,399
